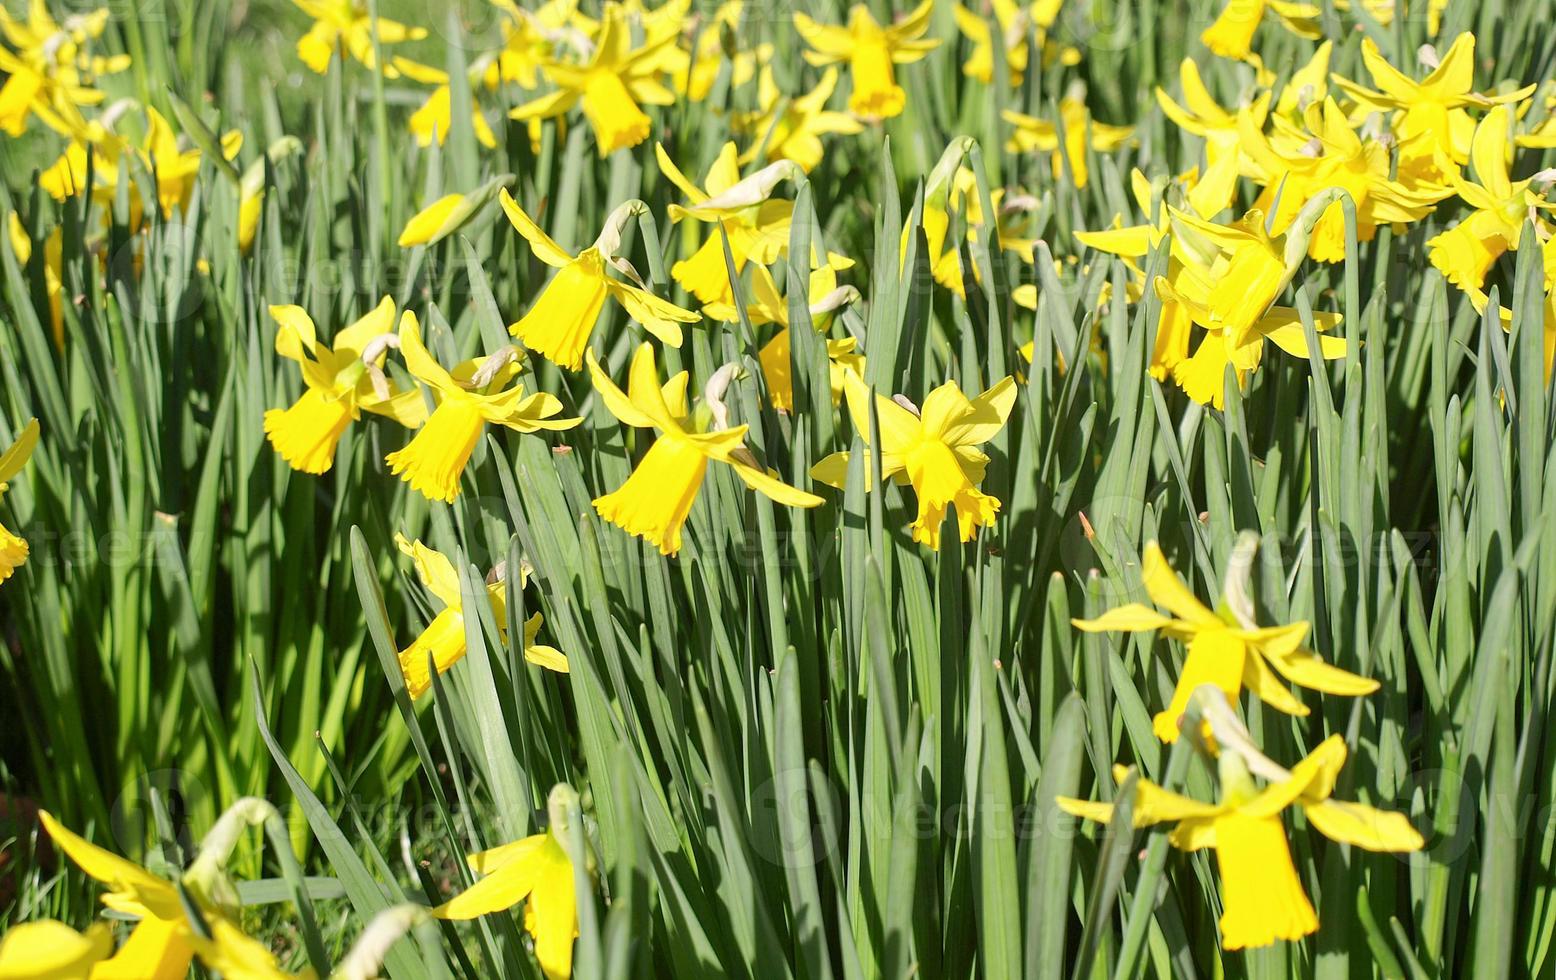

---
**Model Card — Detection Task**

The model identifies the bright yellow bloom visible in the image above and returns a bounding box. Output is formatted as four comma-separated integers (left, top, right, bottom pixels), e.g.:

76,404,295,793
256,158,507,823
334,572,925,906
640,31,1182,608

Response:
396,535,566,699
36,810,306,980
1155,57,1268,170
501,191,699,370
292,0,427,75
732,66,864,173
510,2,678,156
398,180,511,247
1428,105,1552,291
0,919,112,978
386,312,580,503
39,107,240,222
661,1,770,102
263,298,426,475
951,0,1029,85
702,252,862,412
1458,234,1556,381
1151,195,1347,406
1073,541,1377,741
1237,97,1451,262
1332,35,1533,177
0,0,128,137
1200,0,1319,63
435,785,586,980
0,418,39,586
657,142,795,303
793,0,939,120
588,342,822,556
485,0,581,91
1002,95,1134,189
393,58,499,149
1060,735,1423,950
812,372,1017,549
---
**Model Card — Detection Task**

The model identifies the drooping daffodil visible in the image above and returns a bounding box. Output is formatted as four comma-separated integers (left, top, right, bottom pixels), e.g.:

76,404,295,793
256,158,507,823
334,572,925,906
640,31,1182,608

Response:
793,0,938,120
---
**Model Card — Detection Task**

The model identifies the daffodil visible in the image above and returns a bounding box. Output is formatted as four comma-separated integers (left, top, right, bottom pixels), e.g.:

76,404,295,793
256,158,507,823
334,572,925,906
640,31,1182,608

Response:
501,191,699,370
732,66,863,173
386,312,579,502
1458,233,1556,381
588,342,823,556
657,142,796,304
36,807,306,980
1074,541,1376,741
702,252,862,412
292,0,427,75
1060,733,1423,949
952,0,1029,86
1149,193,1349,405
1002,94,1134,190
510,2,678,156
1333,35,1534,178
393,58,498,149
486,0,582,90
662,1,769,101
0,0,129,136
1200,0,1319,64
1237,97,1451,262
396,535,565,699
0,919,112,978
435,785,587,980
1428,105,1552,291
0,418,39,586
1155,57,1268,170
793,0,939,120
263,298,426,475
811,371,1017,549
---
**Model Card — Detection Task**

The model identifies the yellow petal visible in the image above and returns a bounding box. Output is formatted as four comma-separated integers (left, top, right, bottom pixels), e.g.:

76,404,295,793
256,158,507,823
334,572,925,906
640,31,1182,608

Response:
0,920,112,979
1071,604,1174,633
510,252,610,371
1154,628,1245,742
397,193,463,247
1304,799,1424,852
385,397,487,503
1212,812,1318,950
594,435,708,556
499,188,574,268
1140,541,1220,626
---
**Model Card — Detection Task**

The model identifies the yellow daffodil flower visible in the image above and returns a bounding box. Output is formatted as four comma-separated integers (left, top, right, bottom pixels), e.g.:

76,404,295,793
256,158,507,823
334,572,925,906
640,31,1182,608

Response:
662,1,770,101
1150,193,1348,405
657,142,796,304
952,0,1029,86
386,312,580,502
36,809,306,980
1237,97,1451,262
0,919,112,978
486,0,582,91
793,0,939,120
292,0,427,75
263,298,427,475
702,252,862,412
435,784,587,980
1332,35,1534,176
393,58,498,149
0,418,39,586
732,67,864,173
588,342,823,556
1073,541,1376,741
40,106,240,223
1428,105,1553,291
811,371,1017,549
1155,57,1268,170
1060,735,1423,949
1002,94,1134,189
1200,0,1319,64
1458,234,1556,380
501,191,699,370
396,534,566,699
510,2,678,156
0,0,129,136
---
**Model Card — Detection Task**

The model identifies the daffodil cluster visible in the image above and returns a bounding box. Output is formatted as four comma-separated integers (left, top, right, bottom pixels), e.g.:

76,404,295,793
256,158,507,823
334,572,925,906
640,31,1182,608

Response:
1067,534,1420,950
